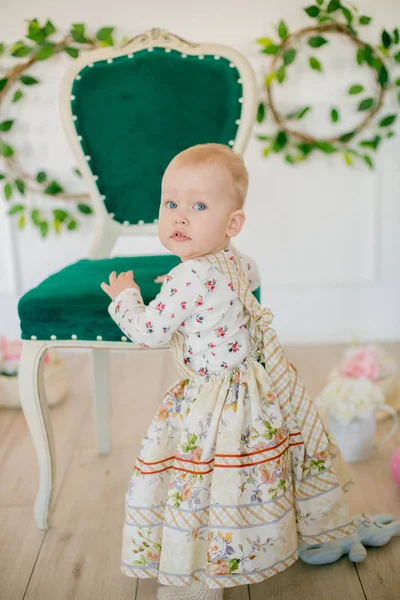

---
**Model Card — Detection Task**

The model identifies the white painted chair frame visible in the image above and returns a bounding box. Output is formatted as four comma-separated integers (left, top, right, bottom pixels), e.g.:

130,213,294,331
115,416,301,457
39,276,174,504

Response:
18,28,258,530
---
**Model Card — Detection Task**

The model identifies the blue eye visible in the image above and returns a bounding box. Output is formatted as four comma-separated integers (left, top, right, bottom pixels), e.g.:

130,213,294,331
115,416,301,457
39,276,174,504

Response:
166,201,177,209
194,203,207,211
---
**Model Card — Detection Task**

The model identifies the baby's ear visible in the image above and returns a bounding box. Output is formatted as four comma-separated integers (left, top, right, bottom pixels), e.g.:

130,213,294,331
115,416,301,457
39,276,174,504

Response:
227,210,245,238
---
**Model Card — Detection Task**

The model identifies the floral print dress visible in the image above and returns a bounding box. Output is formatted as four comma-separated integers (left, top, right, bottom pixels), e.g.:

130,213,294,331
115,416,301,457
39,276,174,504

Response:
108,246,355,590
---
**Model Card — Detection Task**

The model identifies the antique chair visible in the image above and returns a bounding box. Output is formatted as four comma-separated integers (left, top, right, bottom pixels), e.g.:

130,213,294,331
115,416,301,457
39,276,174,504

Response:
17,28,258,529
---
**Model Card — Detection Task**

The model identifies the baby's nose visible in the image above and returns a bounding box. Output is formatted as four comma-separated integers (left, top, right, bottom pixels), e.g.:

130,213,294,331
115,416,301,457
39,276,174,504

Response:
174,214,187,224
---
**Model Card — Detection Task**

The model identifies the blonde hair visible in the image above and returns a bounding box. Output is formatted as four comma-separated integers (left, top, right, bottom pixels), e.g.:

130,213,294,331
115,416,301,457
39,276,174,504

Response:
170,143,249,207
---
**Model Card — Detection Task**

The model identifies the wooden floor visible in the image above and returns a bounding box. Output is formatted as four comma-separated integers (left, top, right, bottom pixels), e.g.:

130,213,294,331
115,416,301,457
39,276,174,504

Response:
1,343,400,600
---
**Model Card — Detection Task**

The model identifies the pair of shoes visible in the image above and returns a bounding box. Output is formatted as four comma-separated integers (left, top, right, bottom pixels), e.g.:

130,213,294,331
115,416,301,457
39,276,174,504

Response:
157,581,223,600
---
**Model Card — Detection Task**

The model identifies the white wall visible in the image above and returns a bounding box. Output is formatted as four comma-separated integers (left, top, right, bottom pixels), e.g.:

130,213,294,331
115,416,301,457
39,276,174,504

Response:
1,0,399,344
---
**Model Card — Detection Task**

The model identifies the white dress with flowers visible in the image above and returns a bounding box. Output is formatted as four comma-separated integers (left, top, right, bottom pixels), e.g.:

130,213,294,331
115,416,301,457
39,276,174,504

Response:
108,247,355,590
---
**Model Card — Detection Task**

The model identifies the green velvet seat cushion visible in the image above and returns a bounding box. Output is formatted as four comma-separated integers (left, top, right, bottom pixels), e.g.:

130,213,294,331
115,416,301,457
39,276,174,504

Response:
18,255,260,342
18,255,180,342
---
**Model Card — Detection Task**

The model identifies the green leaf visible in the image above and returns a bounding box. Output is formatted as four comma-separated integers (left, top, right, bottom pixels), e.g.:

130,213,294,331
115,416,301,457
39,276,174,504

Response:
40,221,49,238
359,16,371,25
77,203,93,215
339,131,356,142
348,84,364,95
256,102,265,123
0,120,14,132
43,19,56,37
36,43,54,61
363,155,374,169
0,43,4,55
395,78,400,87
8,204,25,215
273,131,288,152
96,27,114,46
18,215,26,230
4,184,12,201
331,108,339,123
256,37,274,46
378,65,389,87
65,46,79,59
15,179,25,195
379,114,397,127
54,217,61,234
356,48,365,65
277,66,286,83
74,168,82,177
0,173,5,180
316,141,337,153
0,78,8,91
53,209,69,222
262,44,280,55
67,219,78,231
263,146,271,157
341,6,352,24
283,48,296,65
309,56,322,71
297,143,314,156
278,20,288,39
308,36,328,48
327,0,341,13
359,135,381,150
387,131,396,139
343,151,353,166
229,558,240,574
10,41,33,57
394,29,399,45
382,30,392,49
305,6,320,18
20,75,39,85
316,0,324,4
395,52,400,63
297,106,311,119
12,90,23,103
36,171,47,183
358,98,374,111
31,209,41,225
44,180,64,195
0,143,14,157
285,154,295,164
70,23,88,44
256,135,270,141
264,72,276,86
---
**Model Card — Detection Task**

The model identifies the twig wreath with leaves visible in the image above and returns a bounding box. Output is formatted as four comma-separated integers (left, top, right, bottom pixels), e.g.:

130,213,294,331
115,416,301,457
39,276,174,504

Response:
0,19,121,237
256,0,400,168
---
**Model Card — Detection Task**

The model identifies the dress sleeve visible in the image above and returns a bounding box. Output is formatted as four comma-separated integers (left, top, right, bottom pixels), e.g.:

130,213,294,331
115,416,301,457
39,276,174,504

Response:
238,252,261,291
107,263,204,347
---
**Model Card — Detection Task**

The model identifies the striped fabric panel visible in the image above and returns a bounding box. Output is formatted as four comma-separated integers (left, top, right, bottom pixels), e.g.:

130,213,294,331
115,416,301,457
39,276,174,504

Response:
134,550,299,589
298,521,356,545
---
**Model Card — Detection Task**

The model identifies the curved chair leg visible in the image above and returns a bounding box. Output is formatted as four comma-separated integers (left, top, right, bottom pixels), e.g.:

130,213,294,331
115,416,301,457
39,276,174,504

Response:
19,340,55,530
92,348,111,455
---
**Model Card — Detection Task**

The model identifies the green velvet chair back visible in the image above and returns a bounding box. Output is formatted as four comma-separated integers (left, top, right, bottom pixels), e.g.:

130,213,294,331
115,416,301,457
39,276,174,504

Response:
60,29,257,230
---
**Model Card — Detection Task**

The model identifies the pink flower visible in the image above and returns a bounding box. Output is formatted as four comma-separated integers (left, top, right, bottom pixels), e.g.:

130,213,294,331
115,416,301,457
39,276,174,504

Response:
156,405,169,421
253,441,268,451
259,462,277,484
146,550,160,562
181,481,194,501
340,348,380,381
207,560,230,576
191,447,203,462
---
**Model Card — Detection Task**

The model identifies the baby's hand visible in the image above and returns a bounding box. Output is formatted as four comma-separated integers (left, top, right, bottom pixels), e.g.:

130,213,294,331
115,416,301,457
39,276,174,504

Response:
154,274,167,284
101,271,139,300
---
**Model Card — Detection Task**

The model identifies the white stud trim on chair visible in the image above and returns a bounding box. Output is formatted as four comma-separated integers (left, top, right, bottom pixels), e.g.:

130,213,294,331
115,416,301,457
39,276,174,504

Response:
31,335,37,340
121,336,127,342
138,220,144,225
96,335,103,341
50,335,57,341
71,334,78,340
